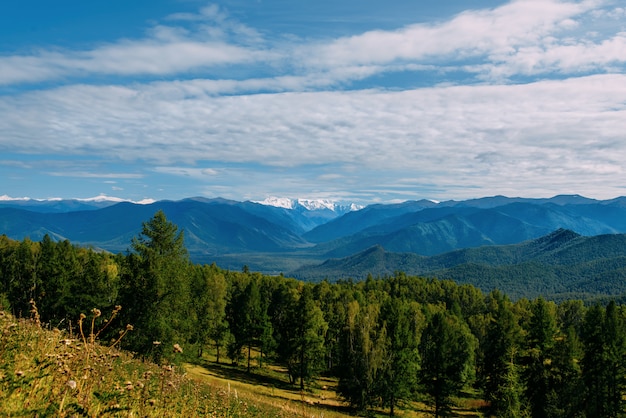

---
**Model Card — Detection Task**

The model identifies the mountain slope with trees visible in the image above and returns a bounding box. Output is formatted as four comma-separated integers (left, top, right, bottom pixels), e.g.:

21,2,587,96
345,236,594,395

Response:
2,194,626,275
291,229,626,300
4,211,626,416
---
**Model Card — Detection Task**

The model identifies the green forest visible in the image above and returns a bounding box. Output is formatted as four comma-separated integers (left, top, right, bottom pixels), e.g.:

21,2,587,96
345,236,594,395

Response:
2,210,626,417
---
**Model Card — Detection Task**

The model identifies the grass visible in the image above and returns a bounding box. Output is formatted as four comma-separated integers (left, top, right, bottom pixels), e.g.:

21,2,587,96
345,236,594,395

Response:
0,302,486,417
0,303,292,417
185,348,486,418
185,354,351,418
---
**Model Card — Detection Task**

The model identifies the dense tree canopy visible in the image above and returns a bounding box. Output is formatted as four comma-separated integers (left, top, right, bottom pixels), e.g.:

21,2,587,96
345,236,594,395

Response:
3,211,626,416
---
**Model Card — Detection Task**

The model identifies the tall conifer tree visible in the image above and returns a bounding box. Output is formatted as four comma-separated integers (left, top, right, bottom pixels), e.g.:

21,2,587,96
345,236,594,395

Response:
419,311,476,417
480,290,524,417
119,210,191,362
379,298,421,416
524,297,558,418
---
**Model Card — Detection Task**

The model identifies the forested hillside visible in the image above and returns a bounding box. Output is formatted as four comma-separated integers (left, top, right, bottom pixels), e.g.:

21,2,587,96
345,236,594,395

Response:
291,229,626,300
2,194,626,275
3,211,626,416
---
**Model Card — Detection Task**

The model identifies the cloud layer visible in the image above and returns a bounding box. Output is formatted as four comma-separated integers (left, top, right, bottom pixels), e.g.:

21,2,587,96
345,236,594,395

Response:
1,0,625,202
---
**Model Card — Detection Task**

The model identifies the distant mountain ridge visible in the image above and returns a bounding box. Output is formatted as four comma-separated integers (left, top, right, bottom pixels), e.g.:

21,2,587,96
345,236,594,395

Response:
2,194,626,297
254,196,363,213
290,229,626,300
0,194,155,213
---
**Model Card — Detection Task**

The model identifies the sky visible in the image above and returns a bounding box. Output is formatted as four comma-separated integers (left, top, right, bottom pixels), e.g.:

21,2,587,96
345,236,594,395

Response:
1,0,625,204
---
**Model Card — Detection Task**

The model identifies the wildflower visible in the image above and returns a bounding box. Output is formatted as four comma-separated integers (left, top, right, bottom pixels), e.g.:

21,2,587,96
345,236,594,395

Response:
67,380,77,390
79,313,86,320
91,308,101,317
173,343,183,354
153,341,161,346
15,370,24,377
125,381,134,391
126,324,133,331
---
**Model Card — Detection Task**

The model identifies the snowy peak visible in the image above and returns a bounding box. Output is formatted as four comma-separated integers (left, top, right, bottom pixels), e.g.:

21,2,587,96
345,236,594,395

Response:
0,194,155,213
255,197,296,209
297,199,339,211
254,197,363,213
78,194,156,205
0,194,154,205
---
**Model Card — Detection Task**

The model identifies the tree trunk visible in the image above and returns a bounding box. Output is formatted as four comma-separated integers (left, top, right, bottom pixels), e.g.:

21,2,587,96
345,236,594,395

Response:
300,344,305,391
247,342,252,373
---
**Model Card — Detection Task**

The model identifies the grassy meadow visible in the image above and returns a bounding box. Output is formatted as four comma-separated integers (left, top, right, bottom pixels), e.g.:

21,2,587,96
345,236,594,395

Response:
0,303,485,417
0,304,288,417
184,351,486,418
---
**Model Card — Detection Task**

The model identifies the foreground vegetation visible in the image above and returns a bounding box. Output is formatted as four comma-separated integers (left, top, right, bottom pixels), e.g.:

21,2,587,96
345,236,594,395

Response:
0,303,329,417
0,304,470,417
3,210,626,416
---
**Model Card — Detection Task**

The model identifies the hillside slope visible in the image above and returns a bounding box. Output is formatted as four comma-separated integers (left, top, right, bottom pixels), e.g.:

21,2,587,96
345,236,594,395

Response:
290,229,626,300
2,194,626,273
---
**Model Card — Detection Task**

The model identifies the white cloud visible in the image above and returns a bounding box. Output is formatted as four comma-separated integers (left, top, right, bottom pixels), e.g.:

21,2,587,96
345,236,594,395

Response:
299,0,609,76
2,1,626,201
0,41,262,85
153,166,221,177
0,4,269,86
0,0,623,87
1,73,625,199
47,171,144,179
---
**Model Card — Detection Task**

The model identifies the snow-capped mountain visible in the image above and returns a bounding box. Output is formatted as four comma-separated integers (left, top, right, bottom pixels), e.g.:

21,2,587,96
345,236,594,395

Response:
254,197,363,213
2,194,626,278
0,194,155,213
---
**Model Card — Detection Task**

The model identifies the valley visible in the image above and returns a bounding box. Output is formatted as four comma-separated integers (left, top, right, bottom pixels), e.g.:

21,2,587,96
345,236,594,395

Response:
2,194,626,300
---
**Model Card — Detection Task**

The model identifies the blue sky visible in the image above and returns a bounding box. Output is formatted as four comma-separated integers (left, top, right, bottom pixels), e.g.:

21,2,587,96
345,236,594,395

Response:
1,0,625,204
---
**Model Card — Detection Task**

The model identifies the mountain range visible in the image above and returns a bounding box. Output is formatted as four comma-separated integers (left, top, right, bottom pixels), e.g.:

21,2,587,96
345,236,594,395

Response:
291,229,626,300
1,194,626,299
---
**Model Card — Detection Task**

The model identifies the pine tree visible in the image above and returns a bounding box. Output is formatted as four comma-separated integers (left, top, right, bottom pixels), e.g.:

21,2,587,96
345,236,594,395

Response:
524,297,558,418
419,310,476,417
337,299,386,412
118,210,191,362
582,302,626,417
551,325,583,417
6,238,40,318
604,302,626,417
294,285,328,390
378,298,421,416
480,290,524,417
37,234,64,321
269,280,300,383
190,264,228,361
227,275,273,372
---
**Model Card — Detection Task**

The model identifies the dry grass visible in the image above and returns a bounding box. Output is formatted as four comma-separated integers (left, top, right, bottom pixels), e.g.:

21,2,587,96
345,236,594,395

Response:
0,303,292,417
185,361,350,418
185,350,484,418
0,303,486,417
